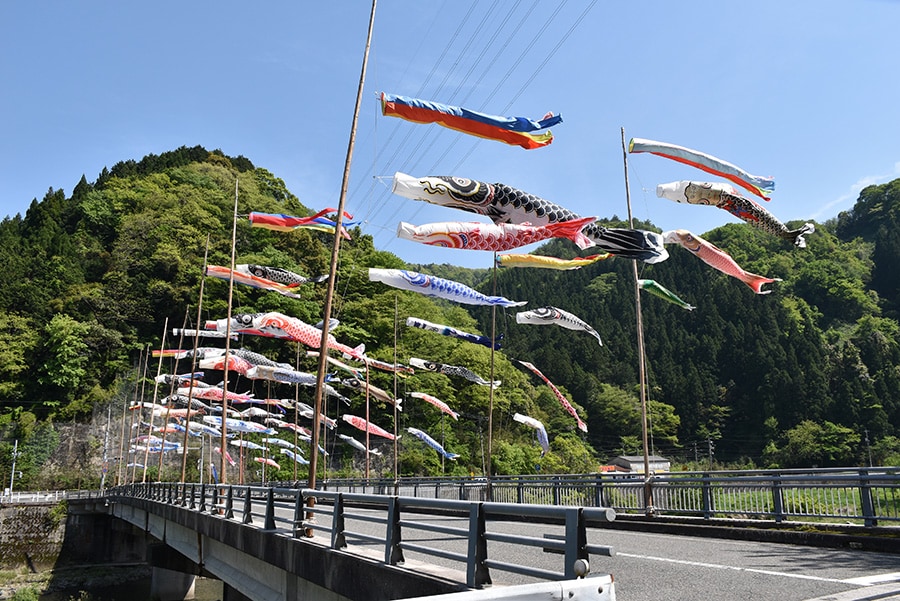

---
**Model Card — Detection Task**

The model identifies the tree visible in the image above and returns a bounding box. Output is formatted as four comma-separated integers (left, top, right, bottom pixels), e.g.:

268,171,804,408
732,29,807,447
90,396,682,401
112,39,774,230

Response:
769,420,861,468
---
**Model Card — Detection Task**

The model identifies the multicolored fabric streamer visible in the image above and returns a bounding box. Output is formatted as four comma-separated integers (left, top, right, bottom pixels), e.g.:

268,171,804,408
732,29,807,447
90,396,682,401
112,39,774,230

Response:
381,92,560,150
248,208,357,239
628,138,775,201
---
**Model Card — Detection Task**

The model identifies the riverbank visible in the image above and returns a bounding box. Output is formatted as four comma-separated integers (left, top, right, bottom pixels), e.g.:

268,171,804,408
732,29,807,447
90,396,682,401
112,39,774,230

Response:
0,564,150,600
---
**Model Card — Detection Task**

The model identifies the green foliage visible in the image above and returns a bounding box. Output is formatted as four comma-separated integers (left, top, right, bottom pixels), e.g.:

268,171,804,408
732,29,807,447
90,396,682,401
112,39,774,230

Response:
1,148,899,487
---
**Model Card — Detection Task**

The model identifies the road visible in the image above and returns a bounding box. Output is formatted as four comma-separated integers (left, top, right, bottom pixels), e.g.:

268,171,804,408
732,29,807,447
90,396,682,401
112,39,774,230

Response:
312,508,900,601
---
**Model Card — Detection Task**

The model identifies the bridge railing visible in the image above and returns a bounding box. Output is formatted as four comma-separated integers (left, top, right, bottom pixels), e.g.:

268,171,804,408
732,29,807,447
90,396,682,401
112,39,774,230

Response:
310,467,900,527
105,482,617,588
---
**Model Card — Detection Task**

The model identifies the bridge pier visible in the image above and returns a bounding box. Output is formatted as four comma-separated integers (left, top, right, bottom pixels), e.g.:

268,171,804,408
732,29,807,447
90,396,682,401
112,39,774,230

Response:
150,567,196,601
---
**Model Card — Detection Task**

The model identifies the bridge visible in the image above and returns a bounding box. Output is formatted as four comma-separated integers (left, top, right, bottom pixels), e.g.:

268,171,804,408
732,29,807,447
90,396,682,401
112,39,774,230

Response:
62,468,899,601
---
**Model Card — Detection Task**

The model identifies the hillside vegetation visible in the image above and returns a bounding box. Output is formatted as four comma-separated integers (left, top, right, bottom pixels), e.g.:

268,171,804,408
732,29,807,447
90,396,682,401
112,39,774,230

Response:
1,147,899,488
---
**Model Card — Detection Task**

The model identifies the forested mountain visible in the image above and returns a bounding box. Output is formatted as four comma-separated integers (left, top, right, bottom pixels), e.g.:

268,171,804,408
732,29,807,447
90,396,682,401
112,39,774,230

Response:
1,147,898,489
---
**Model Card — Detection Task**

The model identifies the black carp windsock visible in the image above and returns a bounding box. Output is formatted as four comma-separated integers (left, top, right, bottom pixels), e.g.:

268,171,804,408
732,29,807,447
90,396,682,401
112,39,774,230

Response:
392,172,668,264
656,181,814,248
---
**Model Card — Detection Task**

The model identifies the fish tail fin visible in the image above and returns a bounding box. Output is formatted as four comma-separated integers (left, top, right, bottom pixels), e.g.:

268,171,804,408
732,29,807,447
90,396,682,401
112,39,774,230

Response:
785,223,815,248
553,216,598,249
744,275,783,295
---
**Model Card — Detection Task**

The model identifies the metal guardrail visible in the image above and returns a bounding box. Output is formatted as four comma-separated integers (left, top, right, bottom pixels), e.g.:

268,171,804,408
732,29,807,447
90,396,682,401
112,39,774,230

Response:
312,467,900,527
104,482,616,588
0,490,68,504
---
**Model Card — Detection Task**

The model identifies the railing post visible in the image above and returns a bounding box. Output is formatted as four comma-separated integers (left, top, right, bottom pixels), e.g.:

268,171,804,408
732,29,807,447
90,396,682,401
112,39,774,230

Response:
859,469,877,527
553,476,561,506
198,484,207,512
242,487,253,524
190,484,196,510
517,478,524,505
331,493,347,549
594,474,604,507
210,485,219,515
384,496,404,565
563,507,588,579
466,502,491,589
292,489,304,538
264,487,276,530
771,473,785,523
702,473,712,520
224,486,234,519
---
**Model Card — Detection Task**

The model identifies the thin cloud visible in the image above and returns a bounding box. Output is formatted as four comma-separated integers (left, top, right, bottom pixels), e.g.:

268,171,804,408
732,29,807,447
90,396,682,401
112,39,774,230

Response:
811,162,900,219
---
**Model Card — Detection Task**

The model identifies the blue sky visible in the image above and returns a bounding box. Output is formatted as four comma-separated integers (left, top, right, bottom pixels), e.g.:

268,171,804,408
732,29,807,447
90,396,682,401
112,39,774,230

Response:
3,1,899,269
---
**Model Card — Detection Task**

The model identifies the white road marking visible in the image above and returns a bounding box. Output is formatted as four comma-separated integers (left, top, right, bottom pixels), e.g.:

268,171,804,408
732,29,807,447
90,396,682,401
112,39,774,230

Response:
843,573,900,586
617,552,848,583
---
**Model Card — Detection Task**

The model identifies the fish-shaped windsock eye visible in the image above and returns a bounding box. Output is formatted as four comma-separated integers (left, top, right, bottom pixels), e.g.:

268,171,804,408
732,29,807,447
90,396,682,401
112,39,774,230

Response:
237,314,254,326
249,265,265,277
424,361,438,371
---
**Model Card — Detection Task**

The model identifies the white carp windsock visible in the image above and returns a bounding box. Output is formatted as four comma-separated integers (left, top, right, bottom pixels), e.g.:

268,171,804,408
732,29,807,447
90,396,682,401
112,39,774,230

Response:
392,172,668,264
513,413,550,456
656,181,814,248
338,433,382,456
369,268,526,307
515,306,603,346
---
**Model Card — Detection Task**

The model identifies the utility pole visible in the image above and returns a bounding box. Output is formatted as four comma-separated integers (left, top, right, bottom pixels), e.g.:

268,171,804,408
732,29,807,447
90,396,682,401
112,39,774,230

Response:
100,405,111,491
8,439,19,496
707,438,715,470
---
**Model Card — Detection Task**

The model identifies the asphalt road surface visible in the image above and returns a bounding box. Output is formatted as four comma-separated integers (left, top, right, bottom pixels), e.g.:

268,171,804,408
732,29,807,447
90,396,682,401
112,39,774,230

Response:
266,499,900,601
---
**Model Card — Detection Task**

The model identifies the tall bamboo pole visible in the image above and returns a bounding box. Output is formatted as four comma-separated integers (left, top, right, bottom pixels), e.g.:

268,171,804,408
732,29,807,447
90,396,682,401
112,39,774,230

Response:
180,234,211,482
219,177,240,484
142,318,168,483
621,127,653,514
307,0,377,534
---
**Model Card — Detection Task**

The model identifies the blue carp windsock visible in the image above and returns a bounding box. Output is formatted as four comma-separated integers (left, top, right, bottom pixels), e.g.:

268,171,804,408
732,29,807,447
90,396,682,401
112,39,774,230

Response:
406,316,501,350
656,181,814,248
392,172,668,264
515,306,603,346
406,427,460,460
368,268,526,307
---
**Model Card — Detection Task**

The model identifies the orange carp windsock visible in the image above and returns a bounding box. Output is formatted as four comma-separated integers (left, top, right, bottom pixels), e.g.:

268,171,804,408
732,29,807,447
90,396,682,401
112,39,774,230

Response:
663,229,781,294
